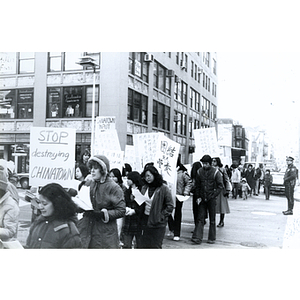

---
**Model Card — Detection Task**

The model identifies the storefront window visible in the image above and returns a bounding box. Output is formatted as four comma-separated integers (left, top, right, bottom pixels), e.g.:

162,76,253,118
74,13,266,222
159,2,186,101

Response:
63,86,83,117
0,90,16,119
17,89,34,119
85,86,99,117
48,87,61,118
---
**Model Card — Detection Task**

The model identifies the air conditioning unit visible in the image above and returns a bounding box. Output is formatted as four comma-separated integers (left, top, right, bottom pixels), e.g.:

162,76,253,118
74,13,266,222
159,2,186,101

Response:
174,115,179,121
198,67,203,74
175,75,181,83
166,69,175,77
144,54,154,62
189,116,193,122
180,60,187,70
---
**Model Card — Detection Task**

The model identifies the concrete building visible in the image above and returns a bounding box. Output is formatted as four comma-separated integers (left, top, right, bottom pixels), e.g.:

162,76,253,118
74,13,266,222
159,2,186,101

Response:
0,52,218,174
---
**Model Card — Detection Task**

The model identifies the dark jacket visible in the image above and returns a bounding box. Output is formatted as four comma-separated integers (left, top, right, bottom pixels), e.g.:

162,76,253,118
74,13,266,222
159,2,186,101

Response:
263,174,273,187
78,177,126,248
122,187,143,235
26,215,82,249
194,166,224,202
245,169,256,189
284,164,298,187
140,184,174,228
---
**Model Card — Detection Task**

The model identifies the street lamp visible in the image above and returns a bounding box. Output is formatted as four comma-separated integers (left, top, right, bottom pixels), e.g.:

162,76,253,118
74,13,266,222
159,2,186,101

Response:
76,56,99,156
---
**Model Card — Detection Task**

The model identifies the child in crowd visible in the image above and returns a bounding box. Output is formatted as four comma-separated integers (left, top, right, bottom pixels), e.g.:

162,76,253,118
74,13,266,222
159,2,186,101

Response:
241,178,251,200
263,169,273,200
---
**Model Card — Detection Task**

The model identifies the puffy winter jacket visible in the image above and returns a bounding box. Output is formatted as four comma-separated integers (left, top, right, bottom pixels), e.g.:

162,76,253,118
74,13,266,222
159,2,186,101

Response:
176,170,193,196
26,215,82,249
0,191,19,241
194,166,224,202
78,177,126,248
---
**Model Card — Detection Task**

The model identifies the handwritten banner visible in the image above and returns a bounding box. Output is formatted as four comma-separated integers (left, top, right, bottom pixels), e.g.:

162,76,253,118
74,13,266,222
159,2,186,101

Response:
29,127,76,187
154,135,180,184
133,132,164,169
94,148,124,172
193,128,220,162
94,129,121,152
95,116,116,134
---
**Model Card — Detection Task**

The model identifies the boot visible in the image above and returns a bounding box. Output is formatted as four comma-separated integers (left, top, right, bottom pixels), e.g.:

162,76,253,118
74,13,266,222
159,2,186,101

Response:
217,214,225,227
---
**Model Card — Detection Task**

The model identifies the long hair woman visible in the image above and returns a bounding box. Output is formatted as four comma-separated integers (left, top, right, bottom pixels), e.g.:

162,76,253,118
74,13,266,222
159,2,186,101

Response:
26,183,82,248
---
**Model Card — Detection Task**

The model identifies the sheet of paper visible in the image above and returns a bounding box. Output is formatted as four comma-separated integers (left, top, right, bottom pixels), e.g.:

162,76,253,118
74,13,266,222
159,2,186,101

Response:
0,239,24,249
72,186,93,211
176,195,191,202
132,188,148,206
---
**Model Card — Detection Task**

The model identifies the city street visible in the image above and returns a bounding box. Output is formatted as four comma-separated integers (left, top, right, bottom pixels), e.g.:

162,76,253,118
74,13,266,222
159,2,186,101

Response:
16,188,300,249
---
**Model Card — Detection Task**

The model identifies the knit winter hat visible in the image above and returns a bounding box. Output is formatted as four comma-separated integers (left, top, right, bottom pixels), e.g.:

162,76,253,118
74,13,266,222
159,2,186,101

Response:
200,154,212,164
88,155,110,174
0,165,8,192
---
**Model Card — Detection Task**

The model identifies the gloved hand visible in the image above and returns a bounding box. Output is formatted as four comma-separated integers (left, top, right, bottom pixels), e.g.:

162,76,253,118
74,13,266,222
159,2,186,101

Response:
84,210,104,221
224,192,229,197
125,207,135,216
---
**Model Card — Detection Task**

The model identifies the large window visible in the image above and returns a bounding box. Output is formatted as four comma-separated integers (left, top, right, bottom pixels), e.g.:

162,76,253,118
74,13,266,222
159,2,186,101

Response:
48,52,100,72
153,100,170,130
129,52,149,82
174,111,187,135
0,52,34,74
0,89,33,119
47,86,99,118
174,80,187,105
127,89,147,124
153,61,171,95
189,88,200,111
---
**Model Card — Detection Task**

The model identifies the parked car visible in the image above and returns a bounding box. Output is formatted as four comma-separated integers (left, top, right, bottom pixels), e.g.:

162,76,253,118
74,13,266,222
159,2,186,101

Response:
17,173,30,189
269,171,285,195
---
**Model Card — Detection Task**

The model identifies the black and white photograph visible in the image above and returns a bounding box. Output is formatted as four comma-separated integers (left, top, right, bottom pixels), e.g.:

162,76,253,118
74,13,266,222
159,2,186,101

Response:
1,2,300,300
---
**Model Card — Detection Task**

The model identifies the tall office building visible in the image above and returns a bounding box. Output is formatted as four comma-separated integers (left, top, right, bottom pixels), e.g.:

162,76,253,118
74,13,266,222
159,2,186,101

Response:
0,52,218,174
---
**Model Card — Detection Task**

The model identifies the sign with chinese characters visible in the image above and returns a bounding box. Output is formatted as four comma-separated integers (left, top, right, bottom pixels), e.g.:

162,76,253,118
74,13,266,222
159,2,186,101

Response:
217,123,232,147
154,135,180,184
29,127,76,188
193,128,220,162
94,129,121,152
124,145,139,172
95,116,116,134
133,132,164,170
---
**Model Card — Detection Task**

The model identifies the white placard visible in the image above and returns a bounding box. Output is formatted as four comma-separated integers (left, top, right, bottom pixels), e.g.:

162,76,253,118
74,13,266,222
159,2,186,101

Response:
193,128,220,162
95,116,116,133
29,127,76,188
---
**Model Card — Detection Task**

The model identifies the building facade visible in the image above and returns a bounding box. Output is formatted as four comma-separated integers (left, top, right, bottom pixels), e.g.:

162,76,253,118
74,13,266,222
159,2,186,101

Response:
0,52,218,173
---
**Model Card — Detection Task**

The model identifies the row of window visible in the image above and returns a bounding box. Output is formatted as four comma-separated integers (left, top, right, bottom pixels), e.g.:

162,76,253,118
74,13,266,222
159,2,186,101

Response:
0,86,98,119
127,88,215,135
0,52,100,75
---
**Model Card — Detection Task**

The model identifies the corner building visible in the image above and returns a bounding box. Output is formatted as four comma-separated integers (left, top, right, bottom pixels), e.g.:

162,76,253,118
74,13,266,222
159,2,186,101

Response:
0,52,218,173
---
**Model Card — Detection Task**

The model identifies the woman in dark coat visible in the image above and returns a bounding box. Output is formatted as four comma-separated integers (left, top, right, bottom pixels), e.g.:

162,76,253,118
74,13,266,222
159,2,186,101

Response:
26,183,82,249
139,165,174,249
121,171,145,248
244,164,256,196
77,155,126,249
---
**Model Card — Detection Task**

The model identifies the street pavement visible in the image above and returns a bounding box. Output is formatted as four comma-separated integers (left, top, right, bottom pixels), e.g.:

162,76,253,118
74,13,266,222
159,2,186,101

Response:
16,188,300,249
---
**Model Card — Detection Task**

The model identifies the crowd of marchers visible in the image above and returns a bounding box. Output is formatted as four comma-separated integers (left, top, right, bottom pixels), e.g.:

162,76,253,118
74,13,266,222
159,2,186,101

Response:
0,152,298,249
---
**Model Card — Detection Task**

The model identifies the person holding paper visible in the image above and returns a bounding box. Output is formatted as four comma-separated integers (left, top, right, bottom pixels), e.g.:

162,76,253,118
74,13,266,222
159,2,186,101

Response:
168,161,192,241
139,165,174,249
122,171,145,248
26,183,82,249
0,166,20,243
78,155,126,249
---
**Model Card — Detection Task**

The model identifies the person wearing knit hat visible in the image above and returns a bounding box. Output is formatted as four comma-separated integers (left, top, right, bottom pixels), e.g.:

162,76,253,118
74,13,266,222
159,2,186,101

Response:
0,165,20,242
78,155,126,248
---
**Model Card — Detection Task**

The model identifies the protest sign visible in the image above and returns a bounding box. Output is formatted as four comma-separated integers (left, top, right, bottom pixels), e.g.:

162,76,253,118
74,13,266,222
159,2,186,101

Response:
95,116,116,133
133,132,164,169
193,128,220,162
154,135,180,184
124,145,139,172
94,129,121,152
29,127,76,188
94,148,124,172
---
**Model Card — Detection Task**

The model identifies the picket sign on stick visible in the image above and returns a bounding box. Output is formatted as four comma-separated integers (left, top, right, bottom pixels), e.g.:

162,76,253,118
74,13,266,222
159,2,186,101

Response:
29,127,76,188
